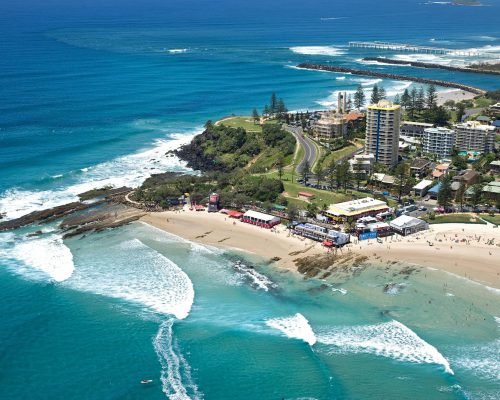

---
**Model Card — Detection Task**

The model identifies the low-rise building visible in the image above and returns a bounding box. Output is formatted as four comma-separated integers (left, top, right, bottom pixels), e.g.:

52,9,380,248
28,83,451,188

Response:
488,102,500,117
371,173,396,188
400,121,434,139
390,215,429,236
410,159,433,178
345,111,365,133
489,160,500,174
242,210,280,228
323,197,389,223
298,191,315,201
413,179,434,197
452,170,479,187
349,154,375,175
428,182,442,199
432,163,450,180
454,121,496,154
422,127,455,159
294,223,350,247
482,181,500,202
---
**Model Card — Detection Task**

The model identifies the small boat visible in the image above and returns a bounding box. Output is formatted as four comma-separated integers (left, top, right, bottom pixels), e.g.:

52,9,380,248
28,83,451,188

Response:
140,379,153,385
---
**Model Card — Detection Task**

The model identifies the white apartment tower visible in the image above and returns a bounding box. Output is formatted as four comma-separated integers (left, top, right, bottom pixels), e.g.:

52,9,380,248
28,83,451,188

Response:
365,100,401,168
422,127,455,159
453,121,495,153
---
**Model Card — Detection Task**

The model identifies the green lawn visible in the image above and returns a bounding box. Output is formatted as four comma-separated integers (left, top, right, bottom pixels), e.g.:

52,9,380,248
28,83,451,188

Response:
426,213,487,225
321,141,362,167
481,215,500,225
217,116,262,132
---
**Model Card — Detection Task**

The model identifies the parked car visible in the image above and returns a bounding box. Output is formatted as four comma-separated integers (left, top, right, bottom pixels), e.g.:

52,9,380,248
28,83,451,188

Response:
418,206,427,211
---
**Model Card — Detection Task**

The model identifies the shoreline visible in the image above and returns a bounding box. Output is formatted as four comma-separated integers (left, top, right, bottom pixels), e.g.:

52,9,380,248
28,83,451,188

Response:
141,209,500,289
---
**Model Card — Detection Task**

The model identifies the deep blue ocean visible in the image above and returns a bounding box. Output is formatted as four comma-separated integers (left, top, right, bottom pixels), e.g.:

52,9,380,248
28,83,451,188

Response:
1,1,499,399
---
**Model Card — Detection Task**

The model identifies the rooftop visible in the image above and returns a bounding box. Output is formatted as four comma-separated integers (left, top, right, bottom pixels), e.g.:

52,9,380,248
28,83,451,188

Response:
413,179,434,190
424,127,455,134
390,215,427,229
326,197,388,216
411,159,432,169
401,121,434,127
368,100,401,111
454,121,496,132
483,181,500,194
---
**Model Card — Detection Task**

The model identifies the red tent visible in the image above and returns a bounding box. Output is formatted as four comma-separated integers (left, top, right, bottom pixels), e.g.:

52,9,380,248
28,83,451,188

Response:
322,240,334,247
227,210,244,219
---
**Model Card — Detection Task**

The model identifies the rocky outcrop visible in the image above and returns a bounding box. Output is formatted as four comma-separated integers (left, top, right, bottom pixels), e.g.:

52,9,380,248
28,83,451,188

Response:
0,202,93,232
296,63,487,95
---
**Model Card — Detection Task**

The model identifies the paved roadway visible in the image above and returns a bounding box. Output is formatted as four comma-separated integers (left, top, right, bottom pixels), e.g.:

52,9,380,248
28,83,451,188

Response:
286,126,318,173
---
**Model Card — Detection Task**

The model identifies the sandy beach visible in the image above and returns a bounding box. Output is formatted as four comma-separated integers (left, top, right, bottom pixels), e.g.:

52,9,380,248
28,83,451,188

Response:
437,89,477,105
141,209,500,288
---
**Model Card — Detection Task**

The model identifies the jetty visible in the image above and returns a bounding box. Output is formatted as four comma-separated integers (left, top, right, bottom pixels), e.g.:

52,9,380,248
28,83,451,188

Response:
363,57,500,76
296,63,487,95
349,41,485,57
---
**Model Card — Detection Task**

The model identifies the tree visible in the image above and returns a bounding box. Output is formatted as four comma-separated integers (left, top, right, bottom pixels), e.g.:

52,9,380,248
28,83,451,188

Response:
437,175,453,208
370,84,380,104
252,108,260,125
315,167,326,188
401,89,411,109
379,86,386,100
270,93,278,115
263,105,270,117
408,87,418,119
336,160,351,192
415,87,426,115
346,94,353,111
276,156,285,181
301,160,311,183
352,159,366,190
470,184,483,208
326,161,336,190
276,98,287,120
456,102,466,122
430,106,450,126
287,204,299,222
354,84,365,109
452,155,468,171
455,182,466,211
426,84,438,110
394,162,412,203
393,93,401,105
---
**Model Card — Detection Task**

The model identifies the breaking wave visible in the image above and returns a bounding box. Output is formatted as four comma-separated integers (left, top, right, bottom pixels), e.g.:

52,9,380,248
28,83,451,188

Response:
65,238,194,319
290,46,346,57
266,313,317,346
1,233,74,282
168,48,188,54
317,320,453,374
0,126,198,221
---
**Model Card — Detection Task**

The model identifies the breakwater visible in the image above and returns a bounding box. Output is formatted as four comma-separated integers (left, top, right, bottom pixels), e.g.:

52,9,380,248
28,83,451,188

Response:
363,57,500,76
296,63,487,95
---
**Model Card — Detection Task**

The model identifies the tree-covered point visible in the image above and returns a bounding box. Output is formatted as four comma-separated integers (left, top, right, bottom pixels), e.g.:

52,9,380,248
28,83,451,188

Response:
175,120,295,174
135,171,284,209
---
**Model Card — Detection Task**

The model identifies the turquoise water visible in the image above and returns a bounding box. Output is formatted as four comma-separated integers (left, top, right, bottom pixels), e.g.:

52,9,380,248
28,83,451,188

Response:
1,222,498,399
1,0,500,398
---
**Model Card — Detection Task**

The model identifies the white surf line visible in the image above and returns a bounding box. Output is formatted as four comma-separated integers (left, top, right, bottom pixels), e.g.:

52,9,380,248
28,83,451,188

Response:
154,319,203,400
317,320,454,374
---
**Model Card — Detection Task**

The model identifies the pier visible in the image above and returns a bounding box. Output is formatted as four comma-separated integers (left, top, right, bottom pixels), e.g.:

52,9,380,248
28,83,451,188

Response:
349,41,484,57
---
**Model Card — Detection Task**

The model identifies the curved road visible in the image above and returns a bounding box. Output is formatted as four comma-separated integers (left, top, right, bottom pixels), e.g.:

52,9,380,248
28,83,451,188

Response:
286,126,318,173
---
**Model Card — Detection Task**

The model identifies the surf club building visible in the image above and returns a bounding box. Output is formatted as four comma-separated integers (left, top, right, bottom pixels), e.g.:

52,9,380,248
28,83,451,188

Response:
323,197,389,223
293,223,350,247
241,210,280,229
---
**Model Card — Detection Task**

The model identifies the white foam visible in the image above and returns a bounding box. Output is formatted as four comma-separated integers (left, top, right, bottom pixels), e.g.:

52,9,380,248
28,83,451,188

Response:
0,126,199,220
233,262,277,291
3,234,74,282
317,320,453,374
336,76,346,80
153,319,202,400
451,340,500,381
266,313,317,346
168,48,188,54
290,46,346,57
65,238,194,319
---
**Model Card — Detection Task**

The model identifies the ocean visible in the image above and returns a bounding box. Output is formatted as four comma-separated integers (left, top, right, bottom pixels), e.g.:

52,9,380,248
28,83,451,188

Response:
0,0,499,399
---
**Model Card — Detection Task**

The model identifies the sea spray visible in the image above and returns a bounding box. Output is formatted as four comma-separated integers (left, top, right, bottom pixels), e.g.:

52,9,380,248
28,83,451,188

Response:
317,320,454,374
266,313,317,346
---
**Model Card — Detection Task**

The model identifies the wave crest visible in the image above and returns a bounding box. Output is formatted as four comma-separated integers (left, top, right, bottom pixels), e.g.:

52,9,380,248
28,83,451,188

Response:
266,313,317,346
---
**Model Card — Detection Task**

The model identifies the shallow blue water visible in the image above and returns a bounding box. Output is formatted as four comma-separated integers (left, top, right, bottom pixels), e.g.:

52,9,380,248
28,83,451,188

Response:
1,1,500,399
